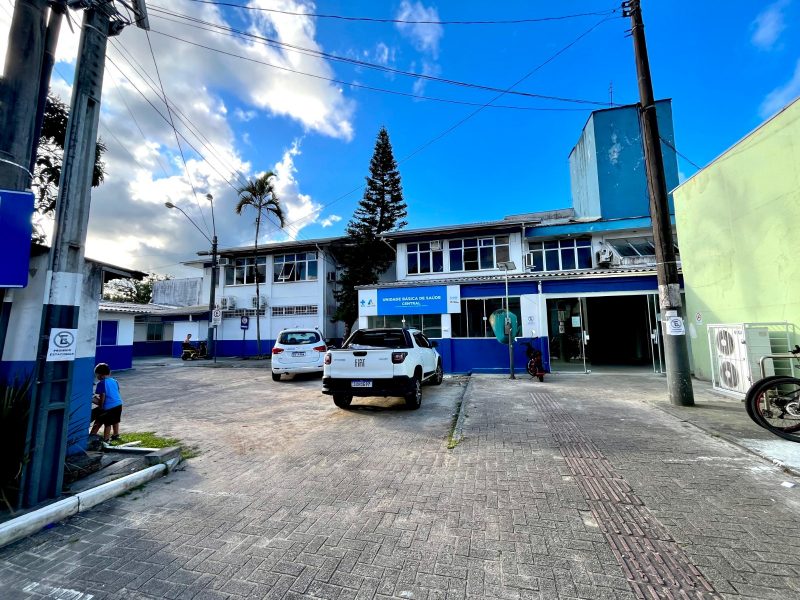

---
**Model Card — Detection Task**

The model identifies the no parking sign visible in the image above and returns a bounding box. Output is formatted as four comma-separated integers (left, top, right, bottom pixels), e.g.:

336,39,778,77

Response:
240,316,249,330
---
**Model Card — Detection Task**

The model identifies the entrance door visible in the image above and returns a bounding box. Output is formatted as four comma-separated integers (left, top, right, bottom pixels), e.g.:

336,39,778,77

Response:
646,293,665,374
546,297,588,373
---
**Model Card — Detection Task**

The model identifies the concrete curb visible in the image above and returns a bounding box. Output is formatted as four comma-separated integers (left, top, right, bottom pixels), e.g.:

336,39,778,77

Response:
650,401,800,480
450,376,473,447
0,460,177,550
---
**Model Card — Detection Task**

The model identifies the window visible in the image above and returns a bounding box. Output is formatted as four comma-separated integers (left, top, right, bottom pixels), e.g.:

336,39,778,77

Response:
345,329,411,349
528,239,592,272
271,305,319,316
451,297,521,338
367,314,442,338
278,331,321,345
606,236,679,258
413,332,432,349
225,256,266,285
449,236,510,271
96,320,119,346
146,323,163,342
407,242,444,275
273,252,318,282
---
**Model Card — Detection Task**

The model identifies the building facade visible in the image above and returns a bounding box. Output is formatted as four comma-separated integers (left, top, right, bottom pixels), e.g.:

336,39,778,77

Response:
673,98,800,381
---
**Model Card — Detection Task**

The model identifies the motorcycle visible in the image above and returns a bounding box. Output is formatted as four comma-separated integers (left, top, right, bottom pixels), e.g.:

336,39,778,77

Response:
181,340,208,361
521,340,546,382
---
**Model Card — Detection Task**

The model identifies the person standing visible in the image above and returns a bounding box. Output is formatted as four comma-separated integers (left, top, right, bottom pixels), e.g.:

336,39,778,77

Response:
90,363,123,443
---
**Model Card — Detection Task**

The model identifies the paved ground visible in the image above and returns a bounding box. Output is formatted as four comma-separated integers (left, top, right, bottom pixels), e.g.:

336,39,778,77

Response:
2,364,800,599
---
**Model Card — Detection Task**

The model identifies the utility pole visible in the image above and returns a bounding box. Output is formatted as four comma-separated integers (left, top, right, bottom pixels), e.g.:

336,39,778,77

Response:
21,1,149,507
0,0,49,191
624,0,694,406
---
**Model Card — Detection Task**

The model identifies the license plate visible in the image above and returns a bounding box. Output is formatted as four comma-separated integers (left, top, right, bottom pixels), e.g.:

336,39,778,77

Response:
351,380,372,388
291,352,305,357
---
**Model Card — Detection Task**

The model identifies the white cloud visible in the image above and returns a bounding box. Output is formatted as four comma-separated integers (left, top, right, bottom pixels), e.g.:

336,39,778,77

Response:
373,42,393,66
751,0,790,50
320,214,342,227
760,58,800,118
412,60,441,96
0,1,356,275
396,1,443,59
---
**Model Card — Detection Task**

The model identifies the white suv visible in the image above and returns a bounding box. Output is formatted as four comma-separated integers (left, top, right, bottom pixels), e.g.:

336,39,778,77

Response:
271,329,327,381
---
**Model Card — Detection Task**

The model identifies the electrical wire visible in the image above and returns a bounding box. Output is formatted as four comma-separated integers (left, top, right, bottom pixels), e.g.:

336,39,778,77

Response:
147,5,611,106
143,27,212,236
183,0,618,25
148,29,595,113
283,15,617,232
660,136,701,170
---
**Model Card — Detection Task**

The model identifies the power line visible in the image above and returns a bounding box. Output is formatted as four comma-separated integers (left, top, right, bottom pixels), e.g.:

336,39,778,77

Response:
143,27,212,236
183,0,617,26
284,15,617,232
149,29,596,113
147,5,611,106
660,136,701,170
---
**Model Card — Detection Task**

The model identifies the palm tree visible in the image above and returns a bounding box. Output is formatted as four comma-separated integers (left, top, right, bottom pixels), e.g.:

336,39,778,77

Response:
235,172,285,357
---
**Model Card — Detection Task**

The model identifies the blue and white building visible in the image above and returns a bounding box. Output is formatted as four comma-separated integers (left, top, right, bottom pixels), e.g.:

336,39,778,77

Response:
357,101,683,374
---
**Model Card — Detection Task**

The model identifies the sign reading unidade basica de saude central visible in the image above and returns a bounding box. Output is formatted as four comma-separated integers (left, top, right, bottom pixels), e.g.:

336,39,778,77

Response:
378,287,447,315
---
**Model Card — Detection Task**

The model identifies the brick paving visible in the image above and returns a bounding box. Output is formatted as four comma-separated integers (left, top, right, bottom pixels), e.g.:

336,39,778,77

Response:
1,366,800,599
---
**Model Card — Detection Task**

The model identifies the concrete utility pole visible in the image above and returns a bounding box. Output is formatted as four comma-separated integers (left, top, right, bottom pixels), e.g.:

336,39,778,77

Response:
0,0,49,191
21,1,149,507
624,0,694,406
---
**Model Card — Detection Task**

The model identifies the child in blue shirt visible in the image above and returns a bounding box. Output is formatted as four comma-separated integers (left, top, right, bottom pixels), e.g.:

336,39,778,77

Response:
90,363,123,443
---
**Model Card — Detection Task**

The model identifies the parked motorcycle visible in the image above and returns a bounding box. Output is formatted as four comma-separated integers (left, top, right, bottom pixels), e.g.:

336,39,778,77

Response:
181,341,208,361
521,340,546,382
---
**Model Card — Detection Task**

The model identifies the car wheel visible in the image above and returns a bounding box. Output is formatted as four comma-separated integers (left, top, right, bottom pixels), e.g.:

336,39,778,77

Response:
333,394,352,408
432,362,443,385
271,372,281,382
405,375,422,410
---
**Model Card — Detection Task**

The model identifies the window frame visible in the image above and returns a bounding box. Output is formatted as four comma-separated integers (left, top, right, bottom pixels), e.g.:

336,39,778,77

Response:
528,238,592,272
450,296,522,339
273,252,318,283
225,256,267,286
96,320,119,347
406,241,444,275
449,235,510,272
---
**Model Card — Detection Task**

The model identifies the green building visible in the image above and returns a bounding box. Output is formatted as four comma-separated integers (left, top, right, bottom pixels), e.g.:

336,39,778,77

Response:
673,98,800,384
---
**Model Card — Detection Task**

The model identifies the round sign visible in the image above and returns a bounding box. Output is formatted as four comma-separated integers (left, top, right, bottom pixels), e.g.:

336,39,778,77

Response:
54,331,75,348
241,316,249,326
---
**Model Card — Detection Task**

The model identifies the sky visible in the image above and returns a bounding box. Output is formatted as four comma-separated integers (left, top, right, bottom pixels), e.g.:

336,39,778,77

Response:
2,0,799,277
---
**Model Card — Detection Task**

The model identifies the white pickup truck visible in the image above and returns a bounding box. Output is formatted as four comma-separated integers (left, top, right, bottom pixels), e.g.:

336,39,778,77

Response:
322,328,443,409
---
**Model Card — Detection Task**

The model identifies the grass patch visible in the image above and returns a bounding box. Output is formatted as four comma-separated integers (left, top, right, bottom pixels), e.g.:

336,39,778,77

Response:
110,432,200,460
446,400,464,450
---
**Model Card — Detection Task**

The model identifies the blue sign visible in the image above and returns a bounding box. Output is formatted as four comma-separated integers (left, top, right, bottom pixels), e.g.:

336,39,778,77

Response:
0,189,34,288
377,286,448,315
240,316,249,330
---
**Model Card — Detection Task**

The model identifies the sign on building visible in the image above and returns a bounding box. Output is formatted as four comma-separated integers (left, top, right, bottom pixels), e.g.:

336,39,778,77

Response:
46,328,78,362
0,189,34,288
358,286,461,316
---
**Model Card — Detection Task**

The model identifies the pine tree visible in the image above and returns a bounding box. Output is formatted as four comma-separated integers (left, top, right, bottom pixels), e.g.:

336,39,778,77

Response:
333,127,407,329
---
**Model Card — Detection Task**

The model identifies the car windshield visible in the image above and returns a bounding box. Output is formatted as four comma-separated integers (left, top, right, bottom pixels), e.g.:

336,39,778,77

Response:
345,330,411,349
278,331,321,345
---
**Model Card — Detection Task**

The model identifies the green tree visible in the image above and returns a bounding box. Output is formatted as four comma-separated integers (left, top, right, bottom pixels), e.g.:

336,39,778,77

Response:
31,93,106,242
235,171,285,357
333,127,407,329
103,273,172,304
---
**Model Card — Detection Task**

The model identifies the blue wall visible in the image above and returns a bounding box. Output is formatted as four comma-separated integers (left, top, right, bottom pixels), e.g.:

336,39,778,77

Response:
133,340,172,357
185,338,277,358
441,337,549,375
592,101,678,219
95,345,133,371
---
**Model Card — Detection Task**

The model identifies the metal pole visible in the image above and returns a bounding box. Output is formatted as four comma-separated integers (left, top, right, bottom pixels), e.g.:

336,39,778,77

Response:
505,269,515,379
626,0,693,405
207,234,217,360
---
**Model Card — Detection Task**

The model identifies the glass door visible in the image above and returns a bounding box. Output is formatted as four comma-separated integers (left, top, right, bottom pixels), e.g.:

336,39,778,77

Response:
646,293,665,374
546,297,588,373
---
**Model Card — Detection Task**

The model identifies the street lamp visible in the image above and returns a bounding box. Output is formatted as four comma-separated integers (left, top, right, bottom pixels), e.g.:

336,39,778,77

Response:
498,261,516,379
165,196,218,360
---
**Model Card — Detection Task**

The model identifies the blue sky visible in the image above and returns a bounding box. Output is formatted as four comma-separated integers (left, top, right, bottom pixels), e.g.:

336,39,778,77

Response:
2,1,799,275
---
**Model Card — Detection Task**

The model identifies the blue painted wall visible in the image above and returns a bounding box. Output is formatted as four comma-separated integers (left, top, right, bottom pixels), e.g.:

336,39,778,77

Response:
569,101,679,221
133,341,172,357
95,345,133,371
445,337,549,375
185,338,276,358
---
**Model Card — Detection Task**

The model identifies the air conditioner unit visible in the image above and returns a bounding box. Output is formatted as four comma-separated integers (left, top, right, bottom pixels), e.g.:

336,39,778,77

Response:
596,245,614,268
326,272,337,283
430,240,442,250
524,252,537,270
220,296,236,310
217,257,231,267
710,325,774,397
251,295,267,309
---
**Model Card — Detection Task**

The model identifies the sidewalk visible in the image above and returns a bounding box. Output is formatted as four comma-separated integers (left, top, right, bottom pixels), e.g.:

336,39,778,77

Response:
131,356,271,369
